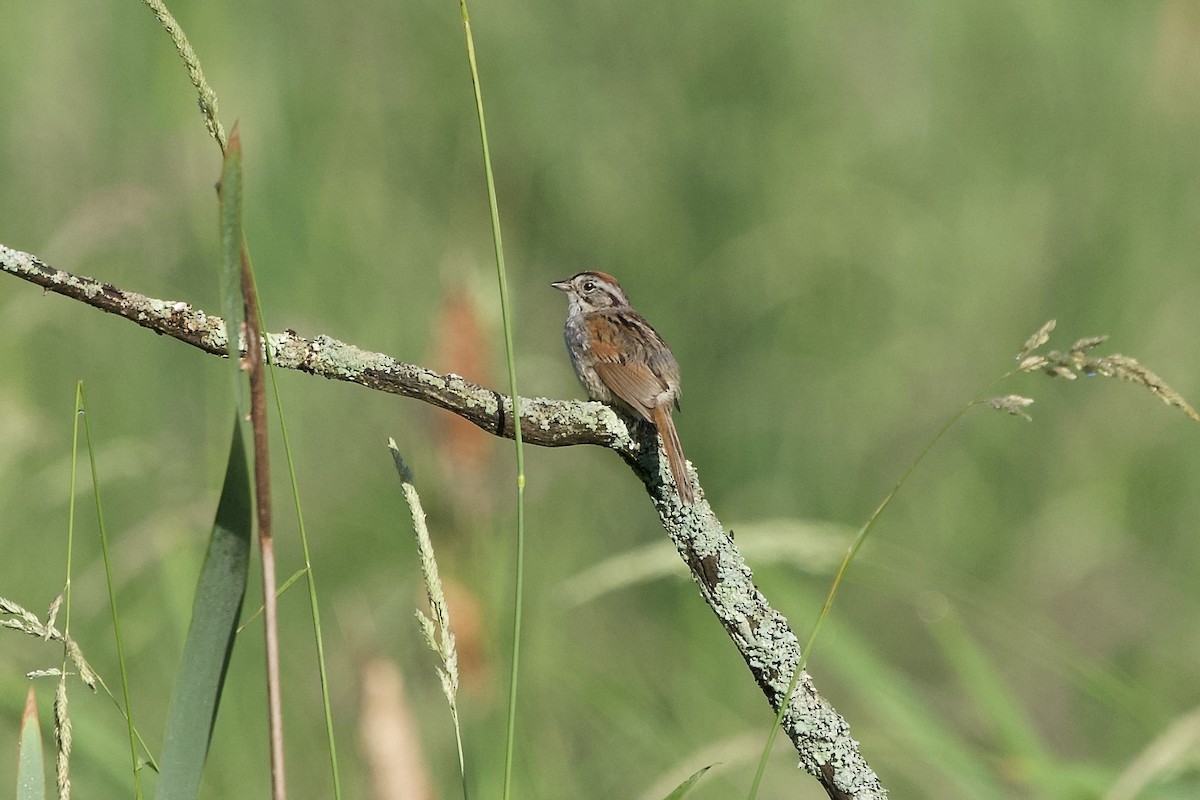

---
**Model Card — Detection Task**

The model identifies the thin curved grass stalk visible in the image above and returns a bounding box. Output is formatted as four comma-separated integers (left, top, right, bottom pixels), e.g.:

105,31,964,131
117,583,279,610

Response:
745,398,979,800
77,384,144,798
747,319,1198,798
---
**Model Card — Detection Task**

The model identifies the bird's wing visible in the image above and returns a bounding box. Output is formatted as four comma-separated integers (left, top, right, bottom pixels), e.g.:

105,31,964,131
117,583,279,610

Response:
594,360,664,421
587,310,678,421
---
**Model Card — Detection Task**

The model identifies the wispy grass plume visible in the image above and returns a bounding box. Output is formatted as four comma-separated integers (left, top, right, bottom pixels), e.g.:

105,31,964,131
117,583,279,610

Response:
138,0,226,150
1014,320,1200,421
388,440,468,799
2,593,163,791
53,678,71,800
0,597,97,688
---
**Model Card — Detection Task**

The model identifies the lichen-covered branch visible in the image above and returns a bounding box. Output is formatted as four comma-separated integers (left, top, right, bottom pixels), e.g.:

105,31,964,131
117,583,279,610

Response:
624,443,887,799
1,242,888,798
0,244,625,450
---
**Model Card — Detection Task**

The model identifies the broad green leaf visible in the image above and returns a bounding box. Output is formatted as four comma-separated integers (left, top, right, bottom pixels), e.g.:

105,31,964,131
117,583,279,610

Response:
156,420,252,800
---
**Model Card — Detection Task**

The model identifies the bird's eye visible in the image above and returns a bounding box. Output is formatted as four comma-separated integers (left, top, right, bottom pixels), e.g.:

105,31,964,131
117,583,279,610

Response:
582,280,596,292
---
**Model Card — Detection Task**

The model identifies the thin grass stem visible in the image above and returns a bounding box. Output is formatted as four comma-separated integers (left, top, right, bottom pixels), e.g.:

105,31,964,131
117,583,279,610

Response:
77,383,144,797
262,317,344,798
746,396,988,799
741,325,1120,797
55,386,85,800
454,2,527,797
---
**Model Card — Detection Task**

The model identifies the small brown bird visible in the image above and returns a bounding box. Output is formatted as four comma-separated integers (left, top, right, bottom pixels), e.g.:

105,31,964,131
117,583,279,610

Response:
552,271,694,504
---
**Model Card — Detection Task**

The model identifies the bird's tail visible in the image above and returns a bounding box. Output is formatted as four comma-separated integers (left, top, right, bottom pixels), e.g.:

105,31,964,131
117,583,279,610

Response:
651,404,694,505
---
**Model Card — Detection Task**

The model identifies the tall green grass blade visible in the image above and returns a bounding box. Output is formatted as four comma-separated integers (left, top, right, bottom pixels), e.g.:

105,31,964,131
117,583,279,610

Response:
1107,705,1200,800
662,764,713,799
156,420,252,800
217,124,245,409
927,602,1048,762
928,603,1108,795
235,568,308,634
454,3,527,797
77,384,144,798
17,687,46,800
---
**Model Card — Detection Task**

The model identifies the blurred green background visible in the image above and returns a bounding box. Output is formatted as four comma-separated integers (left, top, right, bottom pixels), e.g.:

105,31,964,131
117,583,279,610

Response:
3,0,1200,797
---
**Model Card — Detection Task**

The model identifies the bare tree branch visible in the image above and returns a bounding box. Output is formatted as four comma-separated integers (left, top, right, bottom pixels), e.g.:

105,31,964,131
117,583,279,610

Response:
1,242,888,799
1,245,621,449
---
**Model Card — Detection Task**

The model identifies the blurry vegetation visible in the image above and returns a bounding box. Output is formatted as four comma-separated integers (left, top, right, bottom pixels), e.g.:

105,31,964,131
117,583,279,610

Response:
3,1,1200,798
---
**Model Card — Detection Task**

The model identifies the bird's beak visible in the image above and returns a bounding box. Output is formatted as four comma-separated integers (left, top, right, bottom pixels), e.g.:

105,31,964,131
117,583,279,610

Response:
550,279,570,292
